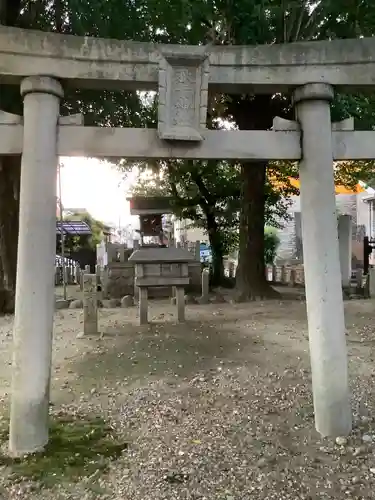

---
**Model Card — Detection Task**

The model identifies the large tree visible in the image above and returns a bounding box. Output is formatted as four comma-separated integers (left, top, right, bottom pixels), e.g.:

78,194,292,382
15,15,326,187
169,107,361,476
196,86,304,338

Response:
130,157,297,285
2,0,375,312
0,0,150,312
132,0,375,299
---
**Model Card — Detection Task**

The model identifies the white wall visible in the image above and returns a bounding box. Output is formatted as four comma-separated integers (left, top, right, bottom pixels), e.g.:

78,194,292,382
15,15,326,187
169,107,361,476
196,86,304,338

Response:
173,218,209,244
276,193,359,262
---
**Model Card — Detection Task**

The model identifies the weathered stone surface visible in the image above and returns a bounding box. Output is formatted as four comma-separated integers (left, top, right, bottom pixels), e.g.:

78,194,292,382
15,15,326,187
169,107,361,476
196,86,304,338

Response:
196,295,210,305
102,299,120,308
158,50,209,141
129,247,194,263
101,255,201,301
120,295,134,307
294,83,351,437
184,294,197,304
187,262,201,293
58,113,83,125
103,264,135,299
210,294,226,304
83,274,98,336
2,26,375,92
9,76,63,457
139,287,148,325
69,299,83,309
0,110,22,124
3,122,375,161
55,299,71,310
201,268,209,300
176,287,186,322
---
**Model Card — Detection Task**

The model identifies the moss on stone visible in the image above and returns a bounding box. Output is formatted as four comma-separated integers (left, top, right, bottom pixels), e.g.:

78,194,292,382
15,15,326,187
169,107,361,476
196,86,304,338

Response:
0,413,127,488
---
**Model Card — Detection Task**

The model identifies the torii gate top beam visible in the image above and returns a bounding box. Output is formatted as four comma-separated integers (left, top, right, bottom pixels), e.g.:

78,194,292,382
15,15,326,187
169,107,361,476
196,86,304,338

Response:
1,26,375,93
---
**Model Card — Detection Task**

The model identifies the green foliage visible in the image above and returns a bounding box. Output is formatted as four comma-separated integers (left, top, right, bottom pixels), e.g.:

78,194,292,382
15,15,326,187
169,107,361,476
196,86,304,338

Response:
57,211,107,255
264,227,280,265
119,0,375,291
4,0,375,294
0,412,127,488
129,158,295,255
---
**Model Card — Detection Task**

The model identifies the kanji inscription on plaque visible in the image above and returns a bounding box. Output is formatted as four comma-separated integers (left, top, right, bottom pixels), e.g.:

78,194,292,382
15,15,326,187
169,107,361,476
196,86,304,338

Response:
158,49,209,141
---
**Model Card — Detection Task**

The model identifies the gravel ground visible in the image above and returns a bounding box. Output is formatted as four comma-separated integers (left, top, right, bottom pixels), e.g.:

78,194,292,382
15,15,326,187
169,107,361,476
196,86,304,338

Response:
1,293,375,499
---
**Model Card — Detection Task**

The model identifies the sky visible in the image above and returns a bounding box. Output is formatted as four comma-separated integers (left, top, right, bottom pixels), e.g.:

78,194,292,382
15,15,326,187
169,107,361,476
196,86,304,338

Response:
57,157,138,228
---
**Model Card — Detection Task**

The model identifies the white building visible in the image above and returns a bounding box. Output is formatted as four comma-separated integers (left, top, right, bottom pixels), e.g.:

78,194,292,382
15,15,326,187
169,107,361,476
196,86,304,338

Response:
172,216,209,244
276,190,374,267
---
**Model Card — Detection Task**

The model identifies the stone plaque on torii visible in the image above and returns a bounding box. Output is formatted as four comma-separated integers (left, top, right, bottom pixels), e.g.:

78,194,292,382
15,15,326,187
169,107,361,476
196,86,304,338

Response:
158,48,209,141
2,25,375,456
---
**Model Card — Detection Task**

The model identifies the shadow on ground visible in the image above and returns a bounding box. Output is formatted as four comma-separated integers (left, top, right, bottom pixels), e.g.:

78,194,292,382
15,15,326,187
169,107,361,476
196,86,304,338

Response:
71,319,265,385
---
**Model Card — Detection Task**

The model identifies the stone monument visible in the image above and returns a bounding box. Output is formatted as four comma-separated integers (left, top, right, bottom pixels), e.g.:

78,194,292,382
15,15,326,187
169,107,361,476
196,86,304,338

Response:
129,246,194,324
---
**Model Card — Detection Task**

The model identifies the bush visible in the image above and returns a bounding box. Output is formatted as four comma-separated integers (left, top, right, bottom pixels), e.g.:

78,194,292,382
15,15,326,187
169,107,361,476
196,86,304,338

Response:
264,227,280,265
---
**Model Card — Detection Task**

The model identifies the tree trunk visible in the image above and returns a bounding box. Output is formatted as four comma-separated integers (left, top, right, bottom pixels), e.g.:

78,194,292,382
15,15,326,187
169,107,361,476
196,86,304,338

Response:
0,0,23,314
206,212,224,286
227,95,280,300
0,156,21,313
235,161,278,300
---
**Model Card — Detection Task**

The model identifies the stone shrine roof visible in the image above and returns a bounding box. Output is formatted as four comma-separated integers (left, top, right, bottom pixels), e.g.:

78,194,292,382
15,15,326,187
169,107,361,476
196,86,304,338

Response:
129,247,195,263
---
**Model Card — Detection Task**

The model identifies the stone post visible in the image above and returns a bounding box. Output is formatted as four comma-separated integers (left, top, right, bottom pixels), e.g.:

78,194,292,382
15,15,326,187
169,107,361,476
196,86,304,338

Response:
75,265,81,284
294,83,351,437
369,267,375,298
82,274,98,335
9,76,63,457
280,265,286,284
175,287,185,322
84,265,90,273
338,214,352,288
139,287,148,324
79,270,84,291
95,264,101,285
64,266,70,285
355,268,363,291
201,268,209,302
228,261,235,278
289,268,296,287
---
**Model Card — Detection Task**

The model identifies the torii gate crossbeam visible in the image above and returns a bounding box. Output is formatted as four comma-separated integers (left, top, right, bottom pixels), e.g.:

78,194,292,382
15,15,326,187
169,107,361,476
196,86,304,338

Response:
1,123,375,160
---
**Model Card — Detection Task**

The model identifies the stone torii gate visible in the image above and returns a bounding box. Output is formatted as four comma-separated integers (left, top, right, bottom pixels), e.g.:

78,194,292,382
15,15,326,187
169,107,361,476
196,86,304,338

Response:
2,26,375,456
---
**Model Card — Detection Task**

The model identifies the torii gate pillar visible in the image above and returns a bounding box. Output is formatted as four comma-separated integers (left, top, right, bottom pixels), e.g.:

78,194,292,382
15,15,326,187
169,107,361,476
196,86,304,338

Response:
9,76,63,456
294,83,352,437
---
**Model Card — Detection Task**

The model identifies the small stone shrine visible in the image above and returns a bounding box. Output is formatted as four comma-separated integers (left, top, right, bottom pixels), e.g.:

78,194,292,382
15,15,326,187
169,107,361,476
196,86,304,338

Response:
129,196,173,246
99,196,200,299
129,246,194,324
